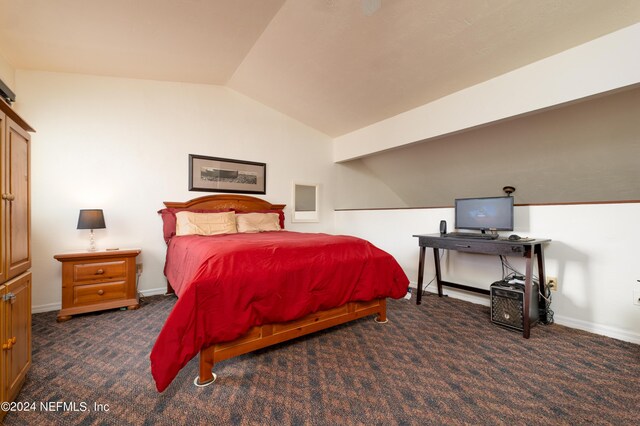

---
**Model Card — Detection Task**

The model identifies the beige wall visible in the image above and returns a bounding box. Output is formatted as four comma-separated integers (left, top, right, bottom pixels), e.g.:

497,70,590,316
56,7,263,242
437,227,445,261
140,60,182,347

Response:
335,87,640,209
15,70,336,311
334,23,640,162
333,160,408,208
335,202,640,344
332,84,640,344
0,51,15,92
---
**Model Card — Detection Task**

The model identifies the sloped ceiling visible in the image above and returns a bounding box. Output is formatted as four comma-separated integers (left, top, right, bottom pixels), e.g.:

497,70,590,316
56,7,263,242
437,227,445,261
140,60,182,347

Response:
0,0,286,83
0,0,639,137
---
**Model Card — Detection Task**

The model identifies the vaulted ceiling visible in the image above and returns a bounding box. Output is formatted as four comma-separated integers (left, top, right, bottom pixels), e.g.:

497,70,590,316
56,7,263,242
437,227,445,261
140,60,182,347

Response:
1,0,639,137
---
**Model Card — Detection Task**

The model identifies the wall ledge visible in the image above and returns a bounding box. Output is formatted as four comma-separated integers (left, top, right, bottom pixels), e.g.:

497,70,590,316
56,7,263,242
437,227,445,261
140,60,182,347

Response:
334,23,640,162
335,199,640,212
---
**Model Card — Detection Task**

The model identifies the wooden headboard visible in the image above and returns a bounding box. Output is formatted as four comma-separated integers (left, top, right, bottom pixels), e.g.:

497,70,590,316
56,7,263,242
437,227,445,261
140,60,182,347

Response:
163,194,286,212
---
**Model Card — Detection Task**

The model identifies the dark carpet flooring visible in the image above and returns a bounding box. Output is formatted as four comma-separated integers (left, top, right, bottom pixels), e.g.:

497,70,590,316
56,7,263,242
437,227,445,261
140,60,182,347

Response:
3,293,640,425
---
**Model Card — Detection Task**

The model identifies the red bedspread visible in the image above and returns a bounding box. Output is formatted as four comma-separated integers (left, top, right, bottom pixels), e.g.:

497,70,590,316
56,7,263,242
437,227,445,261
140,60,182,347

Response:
150,231,409,392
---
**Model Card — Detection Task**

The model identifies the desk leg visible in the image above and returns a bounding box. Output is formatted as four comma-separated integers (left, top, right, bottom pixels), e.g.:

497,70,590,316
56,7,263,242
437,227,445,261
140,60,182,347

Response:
523,249,534,339
535,244,548,324
433,248,443,297
417,246,425,305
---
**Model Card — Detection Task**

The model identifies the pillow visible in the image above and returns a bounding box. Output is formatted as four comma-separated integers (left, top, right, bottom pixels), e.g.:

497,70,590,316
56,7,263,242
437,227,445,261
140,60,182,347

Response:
236,213,281,233
235,209,285,229
175,211,237,236
158,208,231,243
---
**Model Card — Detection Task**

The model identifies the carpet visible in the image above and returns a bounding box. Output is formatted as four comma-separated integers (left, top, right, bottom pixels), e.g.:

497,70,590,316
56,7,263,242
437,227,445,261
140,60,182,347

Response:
4,294,640,425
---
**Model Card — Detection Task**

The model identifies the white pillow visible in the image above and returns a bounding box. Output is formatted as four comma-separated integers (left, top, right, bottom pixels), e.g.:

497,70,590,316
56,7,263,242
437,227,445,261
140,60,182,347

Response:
175,211,237,236
236,213,281,233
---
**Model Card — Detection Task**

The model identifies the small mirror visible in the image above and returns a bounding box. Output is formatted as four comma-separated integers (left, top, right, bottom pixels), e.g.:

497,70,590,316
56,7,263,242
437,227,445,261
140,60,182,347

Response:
292,183,319,222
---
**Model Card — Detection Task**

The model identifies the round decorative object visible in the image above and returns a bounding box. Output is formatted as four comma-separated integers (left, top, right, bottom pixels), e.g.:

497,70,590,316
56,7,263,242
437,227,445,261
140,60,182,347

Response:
194,372,217,387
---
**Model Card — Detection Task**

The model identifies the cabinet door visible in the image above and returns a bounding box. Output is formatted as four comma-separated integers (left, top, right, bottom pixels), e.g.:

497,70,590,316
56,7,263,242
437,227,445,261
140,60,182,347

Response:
0,284,6,413
4,273,31,403
5,118,30,280
0,111,6,284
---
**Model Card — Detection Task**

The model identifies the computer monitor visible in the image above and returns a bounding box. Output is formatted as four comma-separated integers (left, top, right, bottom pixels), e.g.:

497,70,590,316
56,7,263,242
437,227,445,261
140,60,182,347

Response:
455,196,514,232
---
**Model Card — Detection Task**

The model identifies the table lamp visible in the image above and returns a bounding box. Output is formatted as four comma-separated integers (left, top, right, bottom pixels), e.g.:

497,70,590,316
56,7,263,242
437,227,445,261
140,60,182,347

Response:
77,209,106,252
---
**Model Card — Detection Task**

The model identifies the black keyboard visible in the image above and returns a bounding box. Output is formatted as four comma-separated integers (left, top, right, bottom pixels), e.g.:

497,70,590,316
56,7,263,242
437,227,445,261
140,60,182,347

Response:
442,232,498,240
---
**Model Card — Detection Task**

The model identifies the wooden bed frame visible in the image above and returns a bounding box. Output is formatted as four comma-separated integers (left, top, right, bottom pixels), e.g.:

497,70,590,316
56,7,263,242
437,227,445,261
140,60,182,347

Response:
162,194,388,387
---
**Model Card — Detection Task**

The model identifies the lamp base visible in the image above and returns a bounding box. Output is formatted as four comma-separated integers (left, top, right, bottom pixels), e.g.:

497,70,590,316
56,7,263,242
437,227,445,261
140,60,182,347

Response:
88,229,97,252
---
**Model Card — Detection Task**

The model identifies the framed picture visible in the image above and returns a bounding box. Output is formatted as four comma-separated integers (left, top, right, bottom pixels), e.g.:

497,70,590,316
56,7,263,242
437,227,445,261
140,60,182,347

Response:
189,154,266,194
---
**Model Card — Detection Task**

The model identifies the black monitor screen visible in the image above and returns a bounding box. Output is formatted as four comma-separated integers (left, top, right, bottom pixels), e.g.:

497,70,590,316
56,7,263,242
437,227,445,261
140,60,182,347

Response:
455,196,514,231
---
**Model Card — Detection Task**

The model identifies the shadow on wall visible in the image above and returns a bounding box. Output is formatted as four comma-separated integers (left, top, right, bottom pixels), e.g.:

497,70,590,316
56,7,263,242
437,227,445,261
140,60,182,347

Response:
514,205,530,234
334,87,640,209
544,241,590,322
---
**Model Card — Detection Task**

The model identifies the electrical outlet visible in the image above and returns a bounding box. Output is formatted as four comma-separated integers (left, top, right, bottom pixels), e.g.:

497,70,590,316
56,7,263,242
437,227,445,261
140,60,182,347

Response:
136,263,143,275
633,289,640,306
546,276,558,291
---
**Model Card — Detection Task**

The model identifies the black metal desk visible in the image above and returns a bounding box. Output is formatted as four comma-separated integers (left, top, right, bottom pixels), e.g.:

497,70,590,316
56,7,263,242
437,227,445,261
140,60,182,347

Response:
413,234,551,338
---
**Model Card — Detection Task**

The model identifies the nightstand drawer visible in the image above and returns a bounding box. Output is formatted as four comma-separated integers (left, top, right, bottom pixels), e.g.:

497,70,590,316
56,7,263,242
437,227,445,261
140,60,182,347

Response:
73,281,127,305
73,260,127,282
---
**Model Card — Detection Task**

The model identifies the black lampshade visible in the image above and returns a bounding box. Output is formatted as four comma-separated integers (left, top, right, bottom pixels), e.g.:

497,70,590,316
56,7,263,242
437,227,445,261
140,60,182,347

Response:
77,209,106,230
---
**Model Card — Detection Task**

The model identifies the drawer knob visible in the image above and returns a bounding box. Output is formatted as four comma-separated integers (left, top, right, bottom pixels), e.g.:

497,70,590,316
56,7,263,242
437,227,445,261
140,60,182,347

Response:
97,290,105,295
96,269,105,275
2,337,16,350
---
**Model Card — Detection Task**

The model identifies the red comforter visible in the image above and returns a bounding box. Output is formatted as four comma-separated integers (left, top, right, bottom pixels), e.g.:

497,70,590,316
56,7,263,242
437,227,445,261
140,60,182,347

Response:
150,231,409,392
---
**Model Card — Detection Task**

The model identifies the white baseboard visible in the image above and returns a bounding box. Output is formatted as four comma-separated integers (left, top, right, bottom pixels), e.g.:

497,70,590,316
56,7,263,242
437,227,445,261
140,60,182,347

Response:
553,314,640,345
32,302,61,314
140,287,170,297
408,282,489,306
408,282,639,345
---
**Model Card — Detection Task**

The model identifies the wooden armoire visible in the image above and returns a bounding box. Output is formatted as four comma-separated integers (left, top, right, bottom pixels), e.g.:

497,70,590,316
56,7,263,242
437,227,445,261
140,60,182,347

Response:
0,98,34,421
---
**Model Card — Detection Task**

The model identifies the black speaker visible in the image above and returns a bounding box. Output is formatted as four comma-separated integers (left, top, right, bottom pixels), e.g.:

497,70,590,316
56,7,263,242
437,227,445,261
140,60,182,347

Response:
490,281,539,331
0,78,16,104
439,220,447,235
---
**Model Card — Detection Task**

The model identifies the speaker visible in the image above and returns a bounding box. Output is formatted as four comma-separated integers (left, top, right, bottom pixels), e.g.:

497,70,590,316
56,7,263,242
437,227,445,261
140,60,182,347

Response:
490,281,539,331
439,220,447,235
0,78,16,104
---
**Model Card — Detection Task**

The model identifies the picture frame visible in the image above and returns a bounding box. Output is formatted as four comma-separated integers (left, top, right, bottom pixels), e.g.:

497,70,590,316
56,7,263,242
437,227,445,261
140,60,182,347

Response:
189,154,266,194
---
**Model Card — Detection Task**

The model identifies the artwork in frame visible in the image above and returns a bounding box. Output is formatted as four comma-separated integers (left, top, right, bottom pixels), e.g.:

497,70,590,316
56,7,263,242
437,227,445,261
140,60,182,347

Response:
189,154,266,194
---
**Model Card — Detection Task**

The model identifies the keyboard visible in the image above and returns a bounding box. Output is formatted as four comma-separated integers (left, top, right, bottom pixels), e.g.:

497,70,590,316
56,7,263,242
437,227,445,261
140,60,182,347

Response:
442,232,499,240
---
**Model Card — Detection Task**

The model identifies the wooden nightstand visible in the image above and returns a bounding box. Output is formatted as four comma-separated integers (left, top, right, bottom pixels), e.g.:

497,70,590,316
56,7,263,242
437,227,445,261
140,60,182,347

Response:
54,249,141,322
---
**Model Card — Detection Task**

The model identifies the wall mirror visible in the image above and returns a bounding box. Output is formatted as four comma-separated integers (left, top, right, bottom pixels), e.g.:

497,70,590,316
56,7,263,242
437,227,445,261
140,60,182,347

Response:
292,183,319,222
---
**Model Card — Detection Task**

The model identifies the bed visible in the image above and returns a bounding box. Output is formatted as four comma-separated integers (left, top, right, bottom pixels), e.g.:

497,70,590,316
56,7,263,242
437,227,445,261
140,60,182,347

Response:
150,194,409,392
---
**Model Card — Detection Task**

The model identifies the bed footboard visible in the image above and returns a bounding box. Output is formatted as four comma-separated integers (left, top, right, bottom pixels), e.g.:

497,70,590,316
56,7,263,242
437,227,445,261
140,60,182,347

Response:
196,298,387,386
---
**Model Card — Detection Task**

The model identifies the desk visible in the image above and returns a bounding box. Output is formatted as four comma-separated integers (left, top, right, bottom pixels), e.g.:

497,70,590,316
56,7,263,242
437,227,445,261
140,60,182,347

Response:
413,234,551,338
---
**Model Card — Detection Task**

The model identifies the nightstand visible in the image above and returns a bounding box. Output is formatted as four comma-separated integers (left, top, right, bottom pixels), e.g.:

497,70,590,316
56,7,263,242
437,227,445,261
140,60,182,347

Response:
54,249,141,322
